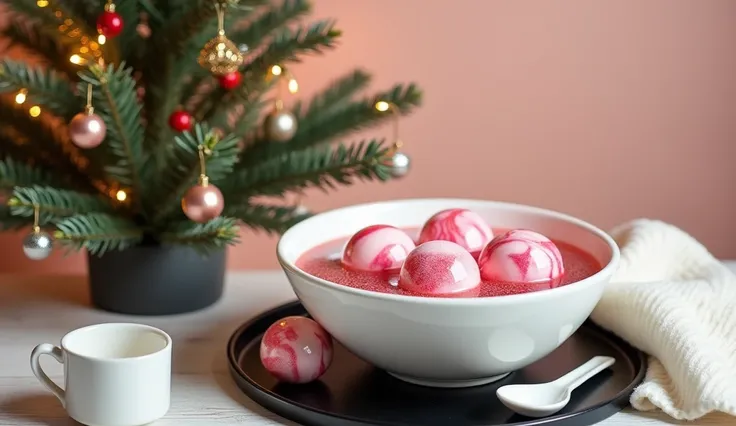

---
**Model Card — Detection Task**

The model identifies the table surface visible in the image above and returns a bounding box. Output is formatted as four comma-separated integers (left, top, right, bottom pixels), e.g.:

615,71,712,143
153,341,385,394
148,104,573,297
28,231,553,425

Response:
1,268,735,426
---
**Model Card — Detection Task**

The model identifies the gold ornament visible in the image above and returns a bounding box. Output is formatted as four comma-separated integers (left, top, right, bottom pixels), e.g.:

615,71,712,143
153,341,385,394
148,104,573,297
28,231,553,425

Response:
197,1,243,76
375,101,411,179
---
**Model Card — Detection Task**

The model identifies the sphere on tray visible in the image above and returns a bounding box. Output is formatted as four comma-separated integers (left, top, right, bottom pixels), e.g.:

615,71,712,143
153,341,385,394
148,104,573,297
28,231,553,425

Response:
398,240,481,296
341,225,416,272
478,229,564,283
417,208,493,254
260,316,333,384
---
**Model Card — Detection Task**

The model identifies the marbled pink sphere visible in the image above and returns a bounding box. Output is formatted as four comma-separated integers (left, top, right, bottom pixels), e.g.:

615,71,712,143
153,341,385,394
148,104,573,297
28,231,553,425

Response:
341,225,416,272
398,240,481,296
260,316,333,384
417,208,493,255
478,229,565,283
69,112,106,149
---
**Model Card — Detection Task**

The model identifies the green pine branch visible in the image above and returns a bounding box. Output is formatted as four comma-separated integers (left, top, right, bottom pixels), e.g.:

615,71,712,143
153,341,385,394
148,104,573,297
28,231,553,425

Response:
291,69,372,126
239,83,422,167
223,139,391,202
160,216,240,253
3,0,108,62
8,185,113,224
148,123,240,223
0,21,77,80
0,59,78,121
79,62,145,205
53,213,143,256
56,0,101,31
181,0,310,115
0,206,29,231
142,0,261,159
228,203,311,235
0,100,98,192
0,158,57,190
198,20,341,122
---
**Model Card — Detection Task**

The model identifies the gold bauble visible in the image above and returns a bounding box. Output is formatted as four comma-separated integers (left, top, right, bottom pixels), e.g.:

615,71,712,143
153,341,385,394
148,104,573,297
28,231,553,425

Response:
197,34,244,76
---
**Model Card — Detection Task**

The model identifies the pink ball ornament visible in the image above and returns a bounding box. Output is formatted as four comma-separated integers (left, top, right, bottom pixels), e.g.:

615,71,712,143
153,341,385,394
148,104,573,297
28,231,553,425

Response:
342,225,416,272
478,229,564,283
398,240,481,296
418,208,493,255
69,112,106,149
181,183,224,223
260,316,334,384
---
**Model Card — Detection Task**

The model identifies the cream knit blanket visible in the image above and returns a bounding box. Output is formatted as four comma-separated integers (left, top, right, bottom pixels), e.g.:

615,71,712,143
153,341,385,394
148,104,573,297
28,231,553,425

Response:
590,219,736,420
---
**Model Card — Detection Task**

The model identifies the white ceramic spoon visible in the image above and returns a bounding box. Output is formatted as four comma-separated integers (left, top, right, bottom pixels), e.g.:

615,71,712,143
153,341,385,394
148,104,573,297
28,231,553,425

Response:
496,356,616,418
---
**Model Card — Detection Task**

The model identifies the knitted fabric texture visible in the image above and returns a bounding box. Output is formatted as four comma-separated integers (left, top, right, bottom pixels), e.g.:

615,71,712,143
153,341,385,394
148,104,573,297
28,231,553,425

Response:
590,219,736,420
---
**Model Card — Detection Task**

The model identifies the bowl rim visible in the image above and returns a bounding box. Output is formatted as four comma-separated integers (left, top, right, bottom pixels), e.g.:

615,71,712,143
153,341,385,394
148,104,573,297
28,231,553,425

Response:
276,198,620,305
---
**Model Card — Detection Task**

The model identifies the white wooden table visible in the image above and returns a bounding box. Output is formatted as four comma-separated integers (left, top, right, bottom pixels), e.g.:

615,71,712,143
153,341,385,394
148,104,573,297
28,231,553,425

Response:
1,270,735,426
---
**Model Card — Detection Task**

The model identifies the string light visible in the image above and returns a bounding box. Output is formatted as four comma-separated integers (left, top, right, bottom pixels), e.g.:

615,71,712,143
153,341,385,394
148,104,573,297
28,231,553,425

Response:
36,0,48,7
97,34,106,45
288,78,299,94
115,190,127,202
69,54,84,65
270,65,282,76
29,106,41,117
15,89,27,105
375,101,390,112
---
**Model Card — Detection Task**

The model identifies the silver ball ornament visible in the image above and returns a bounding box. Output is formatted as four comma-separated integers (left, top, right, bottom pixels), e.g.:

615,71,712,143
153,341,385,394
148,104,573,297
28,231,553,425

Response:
388,151,411,178
23,230,53,260
265,109,298,142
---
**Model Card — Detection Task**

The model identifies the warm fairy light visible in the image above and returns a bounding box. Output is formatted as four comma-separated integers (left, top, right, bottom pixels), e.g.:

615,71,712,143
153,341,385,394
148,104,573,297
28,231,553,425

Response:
69,54,84,65
29,106,41,117
15,89,27,105
115,190,127,202
288,78,299,94
375,101,390,112
79,46,89,54
271,65,282,76
36,0,48,7
97,34,106,45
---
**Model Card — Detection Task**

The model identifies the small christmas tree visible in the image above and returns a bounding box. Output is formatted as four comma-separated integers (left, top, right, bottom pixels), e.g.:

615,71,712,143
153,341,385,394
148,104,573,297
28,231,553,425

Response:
0,0,422,259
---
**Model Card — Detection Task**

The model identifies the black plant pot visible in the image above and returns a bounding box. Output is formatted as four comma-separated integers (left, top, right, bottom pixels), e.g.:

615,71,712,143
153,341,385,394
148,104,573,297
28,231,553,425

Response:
87,244,226,316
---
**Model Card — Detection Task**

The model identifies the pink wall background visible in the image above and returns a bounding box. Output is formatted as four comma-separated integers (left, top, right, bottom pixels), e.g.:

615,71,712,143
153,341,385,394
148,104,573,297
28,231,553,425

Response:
2,0,736,274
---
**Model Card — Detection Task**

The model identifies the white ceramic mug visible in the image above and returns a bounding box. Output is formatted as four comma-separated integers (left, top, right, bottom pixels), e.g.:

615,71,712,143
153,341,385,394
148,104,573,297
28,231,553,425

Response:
30,323,172,426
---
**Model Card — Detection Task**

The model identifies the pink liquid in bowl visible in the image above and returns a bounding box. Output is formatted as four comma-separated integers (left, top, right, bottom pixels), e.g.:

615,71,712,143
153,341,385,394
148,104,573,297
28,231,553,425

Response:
295,228,602,298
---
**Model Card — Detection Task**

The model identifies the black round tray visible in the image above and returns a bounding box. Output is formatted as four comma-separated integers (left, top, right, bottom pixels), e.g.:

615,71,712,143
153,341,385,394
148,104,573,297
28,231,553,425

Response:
228,301,646,426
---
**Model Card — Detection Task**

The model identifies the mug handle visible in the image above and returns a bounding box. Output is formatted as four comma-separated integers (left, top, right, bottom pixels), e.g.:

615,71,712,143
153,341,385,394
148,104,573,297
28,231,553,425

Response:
30,343,66,407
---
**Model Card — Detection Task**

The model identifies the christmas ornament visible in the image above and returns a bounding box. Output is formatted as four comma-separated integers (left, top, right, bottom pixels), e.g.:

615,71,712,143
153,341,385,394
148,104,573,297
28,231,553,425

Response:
260,316,333,384
218,71,242,90
69,84,106,149
169,110,193,132
375,101,411,179
265,66,299,141
97,1,124,38
22,204,52,261
182,145,224,223
265,107,298,142
197,1,243,76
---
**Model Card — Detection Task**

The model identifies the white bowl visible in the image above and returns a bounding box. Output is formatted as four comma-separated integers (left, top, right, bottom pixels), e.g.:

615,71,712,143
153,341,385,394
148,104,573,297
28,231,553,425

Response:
277,198,619,388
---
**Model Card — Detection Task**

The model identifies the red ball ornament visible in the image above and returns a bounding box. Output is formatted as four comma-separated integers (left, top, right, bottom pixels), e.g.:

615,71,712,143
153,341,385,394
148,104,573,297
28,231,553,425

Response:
168,110,193,132
97,11,124,38
218,71,242,90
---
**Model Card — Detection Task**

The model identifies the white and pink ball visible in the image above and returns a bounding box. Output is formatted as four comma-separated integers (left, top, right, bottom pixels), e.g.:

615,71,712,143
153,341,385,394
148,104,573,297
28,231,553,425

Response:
478,229,564,283
398,240,481,296
418,208,493,255
260,316,334,384
342,225,415,272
